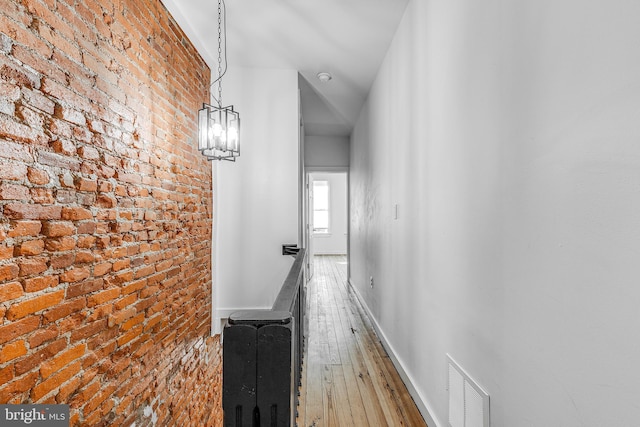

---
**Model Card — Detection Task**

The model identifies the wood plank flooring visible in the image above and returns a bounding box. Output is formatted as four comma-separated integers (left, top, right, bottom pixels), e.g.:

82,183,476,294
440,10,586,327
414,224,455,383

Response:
298,255,427,427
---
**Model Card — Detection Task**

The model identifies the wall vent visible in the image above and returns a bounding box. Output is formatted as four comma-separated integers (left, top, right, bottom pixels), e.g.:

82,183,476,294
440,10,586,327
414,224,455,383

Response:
447,354,490,427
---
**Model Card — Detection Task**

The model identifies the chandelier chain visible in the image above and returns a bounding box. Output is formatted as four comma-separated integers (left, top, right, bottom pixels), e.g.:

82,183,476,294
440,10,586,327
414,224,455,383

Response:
217,0,223,106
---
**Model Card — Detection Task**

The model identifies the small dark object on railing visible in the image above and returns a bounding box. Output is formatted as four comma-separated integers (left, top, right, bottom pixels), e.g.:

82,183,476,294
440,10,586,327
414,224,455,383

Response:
223,249,306,427
281,244,300,256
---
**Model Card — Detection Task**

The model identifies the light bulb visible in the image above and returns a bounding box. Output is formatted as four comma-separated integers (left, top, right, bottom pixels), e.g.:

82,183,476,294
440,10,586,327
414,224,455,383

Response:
212,123,223,137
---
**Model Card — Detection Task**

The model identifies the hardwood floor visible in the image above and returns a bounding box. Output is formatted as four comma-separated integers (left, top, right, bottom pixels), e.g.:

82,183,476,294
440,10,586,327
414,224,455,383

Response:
298,255,427,427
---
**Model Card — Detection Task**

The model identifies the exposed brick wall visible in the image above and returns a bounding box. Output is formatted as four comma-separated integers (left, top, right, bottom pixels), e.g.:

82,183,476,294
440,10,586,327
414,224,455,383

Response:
0,0,222,425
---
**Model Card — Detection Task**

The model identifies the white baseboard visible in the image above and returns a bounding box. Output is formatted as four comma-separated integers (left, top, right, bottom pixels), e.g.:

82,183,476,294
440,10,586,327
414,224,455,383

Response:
347,279,444,427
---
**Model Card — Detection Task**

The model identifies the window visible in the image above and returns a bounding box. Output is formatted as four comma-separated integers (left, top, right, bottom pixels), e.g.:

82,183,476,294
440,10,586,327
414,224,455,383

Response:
313,180,329,233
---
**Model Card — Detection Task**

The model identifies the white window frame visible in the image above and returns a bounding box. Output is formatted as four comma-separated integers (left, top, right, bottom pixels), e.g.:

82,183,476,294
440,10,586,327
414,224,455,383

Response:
312,180,330,234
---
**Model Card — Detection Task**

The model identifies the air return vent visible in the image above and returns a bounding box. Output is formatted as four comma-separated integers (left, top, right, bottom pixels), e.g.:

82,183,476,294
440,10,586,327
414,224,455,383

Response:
447,355,490,427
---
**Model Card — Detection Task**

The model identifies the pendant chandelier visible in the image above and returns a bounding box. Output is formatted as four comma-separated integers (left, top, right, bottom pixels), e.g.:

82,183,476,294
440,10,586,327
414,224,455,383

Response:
198,0,240,161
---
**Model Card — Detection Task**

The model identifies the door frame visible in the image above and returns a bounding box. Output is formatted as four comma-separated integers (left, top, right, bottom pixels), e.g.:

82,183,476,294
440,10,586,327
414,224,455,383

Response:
305,167,350,279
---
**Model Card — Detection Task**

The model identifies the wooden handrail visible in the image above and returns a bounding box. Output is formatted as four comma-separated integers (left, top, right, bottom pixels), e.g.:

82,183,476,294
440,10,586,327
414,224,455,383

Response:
273,248,306,313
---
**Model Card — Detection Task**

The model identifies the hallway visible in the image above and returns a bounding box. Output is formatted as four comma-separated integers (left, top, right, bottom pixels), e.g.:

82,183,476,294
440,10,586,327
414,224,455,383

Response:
298,256,426,426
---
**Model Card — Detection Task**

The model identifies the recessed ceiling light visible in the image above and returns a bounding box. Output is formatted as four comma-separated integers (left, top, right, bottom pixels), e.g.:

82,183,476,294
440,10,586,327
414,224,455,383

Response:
317,72,332,83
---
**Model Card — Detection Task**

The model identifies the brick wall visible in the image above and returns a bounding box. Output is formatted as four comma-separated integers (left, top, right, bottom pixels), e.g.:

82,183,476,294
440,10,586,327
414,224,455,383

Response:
0,0,222,425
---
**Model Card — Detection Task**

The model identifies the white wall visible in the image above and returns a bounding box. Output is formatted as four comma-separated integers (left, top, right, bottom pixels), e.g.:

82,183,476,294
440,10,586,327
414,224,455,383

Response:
350,1,640,426
310,172,348,255
214,66,299,326
304,135,350,168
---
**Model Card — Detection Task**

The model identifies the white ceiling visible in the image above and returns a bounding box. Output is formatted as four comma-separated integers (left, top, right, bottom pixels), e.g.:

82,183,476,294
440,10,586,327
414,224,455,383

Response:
161,0,409,137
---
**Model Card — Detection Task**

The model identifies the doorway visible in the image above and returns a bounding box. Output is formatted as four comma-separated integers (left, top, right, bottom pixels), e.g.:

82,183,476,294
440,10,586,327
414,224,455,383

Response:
305,171,348,279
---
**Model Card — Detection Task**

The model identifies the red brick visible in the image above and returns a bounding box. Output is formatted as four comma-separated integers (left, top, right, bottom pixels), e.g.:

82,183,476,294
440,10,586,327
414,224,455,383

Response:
74,126,93,144
0,163,28,181
77,221,97,234
98,181,113,193
38,150,81,171
83,382,117,415
88,287,120,307
29,325,59,348
105,247,128,259
0,263,20,282
50,253,75,269
14,239,45,256
75,250,95,264
10,37,65,84
0,139,33,162
54,105,86,127
0,281,23,302
7,289,65,320
40,344,86,379
43,298,86,323
56,375,82,404
27,167,51,185
0,340,27,363
70,379,101,408
77,192,96,208
18,257,48,276
0,0,220,419
94,262,112,277
60,267,91,283
117,324,142,347
30,188,55,204
61,206,93,220
112,258,130,271
8,220,42,237
116,171,142,184
51,138,76,156
96,193,117,208
31,360,82,401
0,316,40,344
0,81,20,101
110,270,134,286
23,275,59,292
0,365,14,386
0,113,48,145
122,312,145,331
3,203,62,220
59,172,75,188
20,344,67,382
41,77,88,112
75,177,98,192
78,145,100,160
45,236,76,252
114,293,136,311
67,279,103,298
42,221,76,237
0,246,13,259
0,183,30,200
55,189,76,204
70,319,107,342
134,264,154,279
144,314,163,333
122,278,146,295
108,307,136,328
155,259,173,272
22,87,56,115
0,372,38,402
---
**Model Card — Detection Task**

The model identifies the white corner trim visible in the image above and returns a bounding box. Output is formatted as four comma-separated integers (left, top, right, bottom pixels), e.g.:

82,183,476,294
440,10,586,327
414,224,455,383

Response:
347,278,444,427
